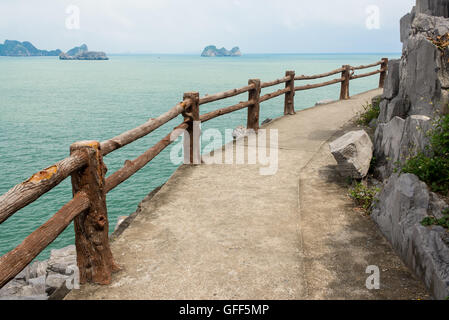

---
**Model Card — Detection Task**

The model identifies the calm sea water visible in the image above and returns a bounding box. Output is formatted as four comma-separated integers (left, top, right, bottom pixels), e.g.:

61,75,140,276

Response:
0,53,399,259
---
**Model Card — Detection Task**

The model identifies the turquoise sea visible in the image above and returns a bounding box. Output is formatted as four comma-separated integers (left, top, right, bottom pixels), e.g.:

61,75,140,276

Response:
0,53,399,259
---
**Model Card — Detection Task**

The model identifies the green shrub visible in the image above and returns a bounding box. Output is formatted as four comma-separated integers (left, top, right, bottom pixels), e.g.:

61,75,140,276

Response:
349,182,380,213
356,98,381,126
421,208,449,229
402,114,449,194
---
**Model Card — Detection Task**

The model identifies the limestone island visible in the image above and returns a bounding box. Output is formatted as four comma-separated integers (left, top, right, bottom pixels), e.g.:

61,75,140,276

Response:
59,44,109,60
0,40,61,56
201,45,242,57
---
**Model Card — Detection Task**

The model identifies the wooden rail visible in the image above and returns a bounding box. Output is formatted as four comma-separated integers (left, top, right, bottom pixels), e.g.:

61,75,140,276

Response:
0,58,388,289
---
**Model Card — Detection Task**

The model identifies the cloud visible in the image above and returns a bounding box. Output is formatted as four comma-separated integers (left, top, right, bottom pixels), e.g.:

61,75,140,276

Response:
0,0,416,53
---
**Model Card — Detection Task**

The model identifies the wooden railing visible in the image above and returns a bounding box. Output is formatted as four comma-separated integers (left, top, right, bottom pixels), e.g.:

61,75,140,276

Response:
0,58,388,288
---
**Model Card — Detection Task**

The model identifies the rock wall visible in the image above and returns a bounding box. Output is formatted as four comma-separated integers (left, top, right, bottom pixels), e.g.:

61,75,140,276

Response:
372,174,449,300
372,0,449,300
375,2,449,179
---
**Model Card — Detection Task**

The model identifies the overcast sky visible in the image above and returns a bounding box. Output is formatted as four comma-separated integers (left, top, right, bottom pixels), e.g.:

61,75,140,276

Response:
0,0,415,54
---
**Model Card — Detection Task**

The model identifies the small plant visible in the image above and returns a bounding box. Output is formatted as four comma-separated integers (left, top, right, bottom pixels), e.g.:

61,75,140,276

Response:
356,98,381,126
349,182,380,213
402,114,449,195
421,208,449,229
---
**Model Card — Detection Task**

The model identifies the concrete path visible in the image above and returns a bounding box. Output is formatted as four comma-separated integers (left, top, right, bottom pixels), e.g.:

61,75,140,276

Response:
67,89,429,300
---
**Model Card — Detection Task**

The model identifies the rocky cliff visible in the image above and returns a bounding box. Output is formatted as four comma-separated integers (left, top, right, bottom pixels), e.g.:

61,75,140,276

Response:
372,0,449,300
59,44,109,60
201,45,242,57
0,40,61,56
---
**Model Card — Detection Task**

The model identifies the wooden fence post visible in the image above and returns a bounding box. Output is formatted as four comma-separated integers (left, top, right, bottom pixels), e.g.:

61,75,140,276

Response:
379,58,389,88
284,71,295,115
247,79,261,131
340,65,351,100
70,141,119,285
183,92,200,164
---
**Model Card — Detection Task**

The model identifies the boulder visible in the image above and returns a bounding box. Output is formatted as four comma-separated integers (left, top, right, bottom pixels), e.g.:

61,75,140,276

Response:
46,273,70,295
48,245,77,275
27,275,46,296
28,260,48,280
371,173,449,300
0,279,26,297
329,130,373,179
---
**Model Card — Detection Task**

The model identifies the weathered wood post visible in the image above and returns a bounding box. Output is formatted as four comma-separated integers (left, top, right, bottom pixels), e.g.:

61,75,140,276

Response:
340,65,351,100
70,141,119,285
379,58,389,88
247,79,261,131
183,92,200,164
284,71,295,115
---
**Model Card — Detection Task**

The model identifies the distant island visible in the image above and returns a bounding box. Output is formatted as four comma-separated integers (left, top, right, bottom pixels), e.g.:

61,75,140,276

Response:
201,45,242,57
59,44,109,60
0,40,61,56
0,40,108,60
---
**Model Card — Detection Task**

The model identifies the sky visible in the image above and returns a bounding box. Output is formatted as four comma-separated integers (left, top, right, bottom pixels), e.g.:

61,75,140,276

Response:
0,0,415,54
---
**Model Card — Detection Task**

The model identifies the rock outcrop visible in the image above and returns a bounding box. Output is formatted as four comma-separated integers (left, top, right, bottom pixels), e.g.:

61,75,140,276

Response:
59,44,109,60
0,245,77,300
371,0,449,300
372,174,449,300
0,40,61,56
374,2,449,179
201,45,242,57
329,130,373,179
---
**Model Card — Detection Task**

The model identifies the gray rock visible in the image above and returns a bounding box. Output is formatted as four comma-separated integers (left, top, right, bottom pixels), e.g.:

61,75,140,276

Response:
412,13,449,36
374,116,406,178
383,59,401,100
402,34,442,117
372,173,449,300
401,12,413,45
0,279,26,297
399,115,433,161
27,275,46,295
416,0,449,18
28,260,48,280
48,245,77,275
14,266,30,281
329,130,373,179
46,273,70,295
